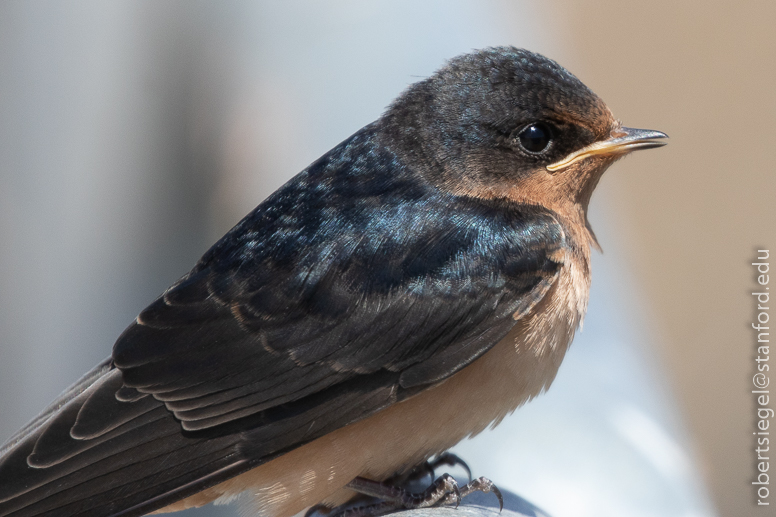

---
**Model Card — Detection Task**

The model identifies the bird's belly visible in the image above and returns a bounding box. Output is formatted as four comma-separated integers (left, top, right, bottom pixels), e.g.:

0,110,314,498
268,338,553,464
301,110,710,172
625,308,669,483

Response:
156,268,584,517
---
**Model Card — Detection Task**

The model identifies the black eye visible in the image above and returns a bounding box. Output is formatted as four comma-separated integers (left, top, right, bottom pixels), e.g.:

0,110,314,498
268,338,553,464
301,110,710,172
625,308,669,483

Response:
517,123,552,154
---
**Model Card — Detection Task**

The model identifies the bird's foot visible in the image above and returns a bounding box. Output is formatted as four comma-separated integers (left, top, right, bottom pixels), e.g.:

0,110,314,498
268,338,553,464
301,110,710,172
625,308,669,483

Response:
347,473,462,510
425,452,473,483
388,452,472,488
309,468,502,517
435,476,503,508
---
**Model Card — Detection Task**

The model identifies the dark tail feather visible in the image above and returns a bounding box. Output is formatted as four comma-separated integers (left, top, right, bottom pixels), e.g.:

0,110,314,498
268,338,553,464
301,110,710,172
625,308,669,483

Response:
0,364,247,517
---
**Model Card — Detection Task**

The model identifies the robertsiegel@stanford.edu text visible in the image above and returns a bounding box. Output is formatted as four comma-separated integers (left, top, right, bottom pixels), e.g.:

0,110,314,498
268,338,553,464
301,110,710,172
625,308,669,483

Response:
753,249,771,506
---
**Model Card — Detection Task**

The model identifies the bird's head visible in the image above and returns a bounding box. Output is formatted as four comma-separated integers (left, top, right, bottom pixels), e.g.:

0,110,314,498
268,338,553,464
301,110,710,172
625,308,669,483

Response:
382,47,666,249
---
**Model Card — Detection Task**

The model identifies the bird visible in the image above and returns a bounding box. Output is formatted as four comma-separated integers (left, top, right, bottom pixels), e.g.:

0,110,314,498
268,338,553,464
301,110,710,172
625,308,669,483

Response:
0,47,666,517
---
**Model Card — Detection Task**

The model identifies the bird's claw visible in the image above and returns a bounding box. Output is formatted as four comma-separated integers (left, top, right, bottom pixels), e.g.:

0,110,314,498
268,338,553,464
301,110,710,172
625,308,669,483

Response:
438,476,504,512
427,452,472,482
336,468,502,517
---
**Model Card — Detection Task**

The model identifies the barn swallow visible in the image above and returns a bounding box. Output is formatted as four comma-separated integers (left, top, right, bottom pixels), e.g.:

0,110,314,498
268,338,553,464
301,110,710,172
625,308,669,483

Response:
0,47,666,517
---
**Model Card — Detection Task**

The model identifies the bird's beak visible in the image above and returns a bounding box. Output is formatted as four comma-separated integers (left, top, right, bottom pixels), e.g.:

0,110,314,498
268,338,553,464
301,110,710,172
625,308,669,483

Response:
546,127,668,172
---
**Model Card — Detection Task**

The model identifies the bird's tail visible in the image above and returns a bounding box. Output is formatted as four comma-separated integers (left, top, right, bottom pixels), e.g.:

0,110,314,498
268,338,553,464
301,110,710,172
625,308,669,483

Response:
0,359,248,517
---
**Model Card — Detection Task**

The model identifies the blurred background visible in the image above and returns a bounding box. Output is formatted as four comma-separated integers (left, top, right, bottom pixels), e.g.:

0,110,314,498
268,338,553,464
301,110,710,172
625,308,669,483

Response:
0,2,773,517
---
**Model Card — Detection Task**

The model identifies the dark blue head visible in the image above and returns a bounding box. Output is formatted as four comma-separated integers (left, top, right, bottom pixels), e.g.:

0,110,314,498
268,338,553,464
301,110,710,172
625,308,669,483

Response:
379,47,665,230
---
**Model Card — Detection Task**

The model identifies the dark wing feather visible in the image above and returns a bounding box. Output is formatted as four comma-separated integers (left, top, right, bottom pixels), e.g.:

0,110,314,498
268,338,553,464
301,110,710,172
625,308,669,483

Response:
0,125,566,517
0,372,247,517
115,198,563,431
